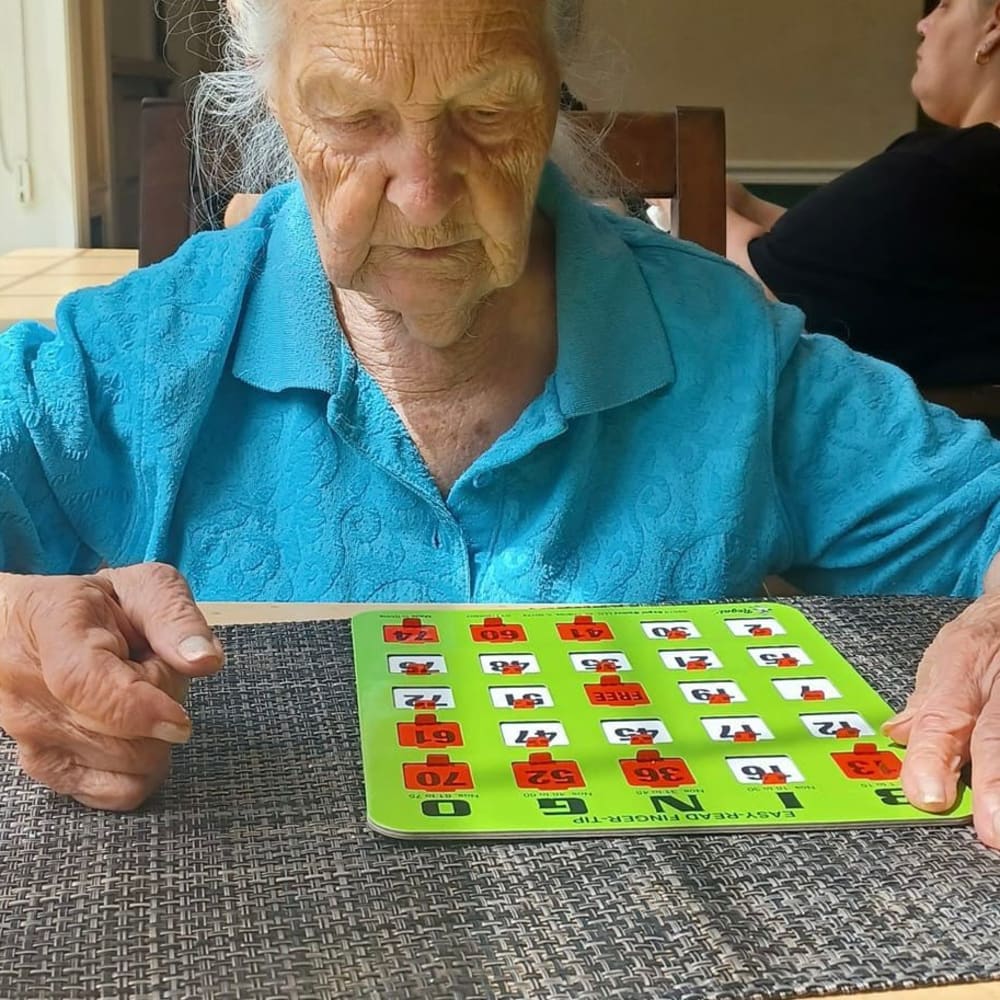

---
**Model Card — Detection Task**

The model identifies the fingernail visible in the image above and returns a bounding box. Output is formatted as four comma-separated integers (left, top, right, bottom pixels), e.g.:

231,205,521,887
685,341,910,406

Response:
178,636,219,663
882,713,913,736
885,707,914,726
915,777,948,807
152,721,192,745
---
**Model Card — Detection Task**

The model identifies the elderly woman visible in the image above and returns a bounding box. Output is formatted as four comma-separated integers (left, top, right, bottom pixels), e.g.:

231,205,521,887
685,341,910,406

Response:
1,0,1000,849
716,0,1000,386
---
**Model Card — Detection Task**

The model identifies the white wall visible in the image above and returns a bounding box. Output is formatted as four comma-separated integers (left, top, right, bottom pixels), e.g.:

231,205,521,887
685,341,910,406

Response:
0,0,81,253
569,0,925,182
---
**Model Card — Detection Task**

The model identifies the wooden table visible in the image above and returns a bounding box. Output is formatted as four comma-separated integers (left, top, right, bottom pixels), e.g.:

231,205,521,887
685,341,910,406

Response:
0,247,138,331
201,602,999,1000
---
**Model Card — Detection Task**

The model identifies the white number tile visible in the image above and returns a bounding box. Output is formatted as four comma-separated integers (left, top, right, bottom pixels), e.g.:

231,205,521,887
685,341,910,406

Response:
569,651,633,673
659,649,723,671
387,654,448,675
746,646,812,668
772,677,841,701
601,719,672,745
701,716,774,742
724,618,787,637
488,686,554,709
392,687,455,710
499,722,570,747
726,755,805,785
478,653,541,675
799,713,874,739
678,681,747,704
640,620,701,640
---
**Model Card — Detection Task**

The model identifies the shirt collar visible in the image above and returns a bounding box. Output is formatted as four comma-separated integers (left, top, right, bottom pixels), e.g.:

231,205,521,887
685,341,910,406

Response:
231,183,355,398
232,163,676,414
537,162,675,416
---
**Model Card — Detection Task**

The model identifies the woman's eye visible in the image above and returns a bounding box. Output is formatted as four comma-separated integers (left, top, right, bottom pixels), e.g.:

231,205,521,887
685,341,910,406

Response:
323,113,380,133
463,108,507,127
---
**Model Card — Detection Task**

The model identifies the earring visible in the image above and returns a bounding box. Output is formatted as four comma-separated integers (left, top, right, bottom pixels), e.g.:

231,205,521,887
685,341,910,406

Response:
975,46,991,64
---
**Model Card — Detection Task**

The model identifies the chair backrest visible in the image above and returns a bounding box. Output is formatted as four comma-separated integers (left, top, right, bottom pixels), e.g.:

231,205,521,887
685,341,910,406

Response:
137,101,727,264
138,98,195,268
569,108,727,255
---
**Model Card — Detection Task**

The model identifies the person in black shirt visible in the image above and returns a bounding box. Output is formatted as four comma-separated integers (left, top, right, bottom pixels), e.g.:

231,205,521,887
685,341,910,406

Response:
717,0,1000,387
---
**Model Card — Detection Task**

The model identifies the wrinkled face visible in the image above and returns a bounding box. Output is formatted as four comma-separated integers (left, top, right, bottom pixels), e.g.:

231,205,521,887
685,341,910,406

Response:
271,0,560,321
913,0,995,125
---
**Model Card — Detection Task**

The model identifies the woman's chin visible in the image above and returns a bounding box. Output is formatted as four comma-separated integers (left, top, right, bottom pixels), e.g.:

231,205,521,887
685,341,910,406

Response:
368,273,490,322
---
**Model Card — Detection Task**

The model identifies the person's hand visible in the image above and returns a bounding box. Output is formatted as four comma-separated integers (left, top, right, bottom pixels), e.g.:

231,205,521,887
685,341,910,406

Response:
223,193,262,228
883,590,1000,849
646,198,671,234
0,564,224,811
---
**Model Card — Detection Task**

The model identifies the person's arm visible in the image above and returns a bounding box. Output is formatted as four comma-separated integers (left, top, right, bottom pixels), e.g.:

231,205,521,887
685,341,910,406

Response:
880,567,1000,849
726,206,774,295
0,323,220,810
0,322,109,576
768,307,1000,847
0,564,225,810
723,180,788,294
726,179,787,230
646,185,779,297
772,317,1000,597
0,232,260,809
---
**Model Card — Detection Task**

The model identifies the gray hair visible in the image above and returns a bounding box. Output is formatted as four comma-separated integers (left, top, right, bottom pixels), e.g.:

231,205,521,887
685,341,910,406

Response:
191,0,611,208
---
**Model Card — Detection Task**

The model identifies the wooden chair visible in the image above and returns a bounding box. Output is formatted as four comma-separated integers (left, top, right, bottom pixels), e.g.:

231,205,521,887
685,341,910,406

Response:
138,98,195,267
569,109,727,255
137,100,727,265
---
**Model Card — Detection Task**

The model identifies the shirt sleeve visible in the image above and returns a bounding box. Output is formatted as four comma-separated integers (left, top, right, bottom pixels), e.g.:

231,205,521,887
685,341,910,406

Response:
0,320,114,574
769,303,1000,596
747,146,962,294
745,137,994,380
0,225,265,577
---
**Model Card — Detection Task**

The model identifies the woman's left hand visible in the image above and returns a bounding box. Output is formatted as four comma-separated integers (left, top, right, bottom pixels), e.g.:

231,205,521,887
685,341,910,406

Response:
883,590,1000,849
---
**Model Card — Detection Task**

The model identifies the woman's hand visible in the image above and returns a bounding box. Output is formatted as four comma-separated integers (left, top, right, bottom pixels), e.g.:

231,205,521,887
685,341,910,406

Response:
884,589,1000,849
223,193,262,228
646,198,672,234
0,564,224,811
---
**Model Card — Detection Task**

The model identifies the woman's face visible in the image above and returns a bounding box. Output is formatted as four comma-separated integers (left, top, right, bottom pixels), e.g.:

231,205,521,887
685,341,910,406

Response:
913,0,998,125
271,0,560,324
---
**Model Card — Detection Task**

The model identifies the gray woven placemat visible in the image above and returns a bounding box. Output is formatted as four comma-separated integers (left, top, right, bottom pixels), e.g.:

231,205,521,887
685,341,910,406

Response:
2,596,999,1000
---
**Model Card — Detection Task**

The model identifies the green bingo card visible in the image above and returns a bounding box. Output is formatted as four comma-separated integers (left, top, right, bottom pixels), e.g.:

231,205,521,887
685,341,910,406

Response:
351,603,972,839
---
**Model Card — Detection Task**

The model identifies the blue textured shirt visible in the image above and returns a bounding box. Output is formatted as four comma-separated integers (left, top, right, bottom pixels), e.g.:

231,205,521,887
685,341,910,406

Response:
2,164,1000,602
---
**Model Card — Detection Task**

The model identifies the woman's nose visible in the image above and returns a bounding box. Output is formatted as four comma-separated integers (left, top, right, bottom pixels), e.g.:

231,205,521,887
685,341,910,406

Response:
916,13,929,36
385,130,465,230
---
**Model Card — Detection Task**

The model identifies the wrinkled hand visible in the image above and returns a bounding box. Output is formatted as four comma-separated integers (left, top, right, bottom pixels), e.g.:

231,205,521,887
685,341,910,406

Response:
884,591,1000,849
0,564,224,811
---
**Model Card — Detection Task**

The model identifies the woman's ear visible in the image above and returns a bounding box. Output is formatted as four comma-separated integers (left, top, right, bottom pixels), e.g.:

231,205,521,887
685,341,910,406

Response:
985,0,1000,44
974,2,1000,63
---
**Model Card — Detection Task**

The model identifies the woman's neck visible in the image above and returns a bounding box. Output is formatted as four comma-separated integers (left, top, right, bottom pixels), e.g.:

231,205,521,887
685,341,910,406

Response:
958,84,1000,128
334,212,558,495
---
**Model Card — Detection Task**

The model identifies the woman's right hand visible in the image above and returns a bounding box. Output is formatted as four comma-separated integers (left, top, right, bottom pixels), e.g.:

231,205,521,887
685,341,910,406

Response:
0,563,225,810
